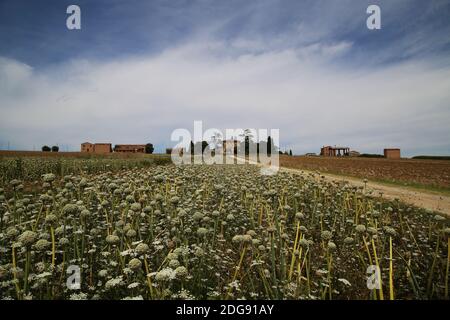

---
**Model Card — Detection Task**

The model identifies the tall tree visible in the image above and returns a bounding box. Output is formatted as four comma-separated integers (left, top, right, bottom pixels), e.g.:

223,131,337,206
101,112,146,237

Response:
145,143,154,154
190,141,195,156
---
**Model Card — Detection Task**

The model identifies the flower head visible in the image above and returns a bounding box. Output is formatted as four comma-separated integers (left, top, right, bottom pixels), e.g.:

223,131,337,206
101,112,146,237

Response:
18,230,37,247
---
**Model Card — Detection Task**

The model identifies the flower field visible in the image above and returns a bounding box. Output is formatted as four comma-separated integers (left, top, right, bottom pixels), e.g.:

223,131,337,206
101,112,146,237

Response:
0,154,171,183
0,160,449,300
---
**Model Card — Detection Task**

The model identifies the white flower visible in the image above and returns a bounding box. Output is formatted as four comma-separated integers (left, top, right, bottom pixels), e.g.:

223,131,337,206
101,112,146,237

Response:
175,266,188,279
120,249,133,257
106,234,120,244
18,231,37,246
338,278,352,287
42,173,56,183
321,231,332,240
135,243,149,255
34,239,50,251
105,276,124,290
98,270,108,278
197,227,208,236
122,295,144,300
35,272,52,279
127,282,140,289
169,259,180,268
155,268,176,282
70,292,88,300
128,258,142,271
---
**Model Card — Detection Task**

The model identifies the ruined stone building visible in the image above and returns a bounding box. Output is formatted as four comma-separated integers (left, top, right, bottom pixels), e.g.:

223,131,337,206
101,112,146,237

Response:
81,142,147,154
81,142,112,154
384,148,401,159
113,144,146,153
320,146,350,157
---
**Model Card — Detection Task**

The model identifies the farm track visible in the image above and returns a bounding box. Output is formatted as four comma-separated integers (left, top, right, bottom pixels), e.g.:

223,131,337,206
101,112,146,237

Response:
281,167,450,217
236,157,450,216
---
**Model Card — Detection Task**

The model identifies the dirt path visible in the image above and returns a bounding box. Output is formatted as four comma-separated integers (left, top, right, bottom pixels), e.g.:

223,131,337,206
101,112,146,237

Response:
235,157,450,216
281,166,450,216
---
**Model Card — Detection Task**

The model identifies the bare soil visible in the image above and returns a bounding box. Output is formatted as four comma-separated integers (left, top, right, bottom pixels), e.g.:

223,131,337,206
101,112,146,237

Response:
280,155,450,190
281,166,450,217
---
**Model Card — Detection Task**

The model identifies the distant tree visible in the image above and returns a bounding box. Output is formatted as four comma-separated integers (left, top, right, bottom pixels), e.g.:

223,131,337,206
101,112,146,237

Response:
267,136,272,155
412,155,450,160
209,131,223,150
166,148,172,154
51,145,59,152
239,129,255,156
190,141,195,156
279,151,283,155
359,153,384,158
201,141,209,153
145,143,154,154
289,149,293,156
192,141,209,155
42,145,51,152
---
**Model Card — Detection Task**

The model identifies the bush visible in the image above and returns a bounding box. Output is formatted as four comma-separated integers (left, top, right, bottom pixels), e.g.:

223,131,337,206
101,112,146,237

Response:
145,143,154,154
42,145,51,152
412,155,450,160
358,153,384,158
51,146,59,152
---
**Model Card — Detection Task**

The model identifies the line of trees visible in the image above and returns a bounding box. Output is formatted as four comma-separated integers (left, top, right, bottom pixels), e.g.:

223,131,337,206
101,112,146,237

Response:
187,132,280,156
38,139,295,156
279,149,293,156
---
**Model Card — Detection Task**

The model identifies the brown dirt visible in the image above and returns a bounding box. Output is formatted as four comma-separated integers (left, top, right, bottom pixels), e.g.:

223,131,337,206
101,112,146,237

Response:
280,155,450,189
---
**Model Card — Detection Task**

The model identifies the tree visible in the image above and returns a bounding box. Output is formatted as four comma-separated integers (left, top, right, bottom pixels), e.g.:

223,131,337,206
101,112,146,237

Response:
145,143,154,154
209,131,223,150
51,146,59,152
190,141,195,156
289,149,293,156
201,141,209,153
267,136,272,155
239,129,255,156
42,145,51,152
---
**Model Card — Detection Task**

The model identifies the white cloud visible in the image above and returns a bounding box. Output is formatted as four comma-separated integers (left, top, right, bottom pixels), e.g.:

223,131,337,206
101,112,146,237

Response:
0,40,449,156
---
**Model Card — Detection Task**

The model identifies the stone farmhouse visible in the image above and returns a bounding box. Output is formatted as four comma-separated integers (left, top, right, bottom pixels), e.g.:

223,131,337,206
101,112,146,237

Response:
81,142,146,154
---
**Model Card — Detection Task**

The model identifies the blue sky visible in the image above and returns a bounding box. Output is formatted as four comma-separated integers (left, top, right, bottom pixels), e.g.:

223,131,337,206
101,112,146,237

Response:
1,0,450,155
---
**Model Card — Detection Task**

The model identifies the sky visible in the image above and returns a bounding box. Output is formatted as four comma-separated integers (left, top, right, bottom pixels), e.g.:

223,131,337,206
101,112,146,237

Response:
0,0,450,156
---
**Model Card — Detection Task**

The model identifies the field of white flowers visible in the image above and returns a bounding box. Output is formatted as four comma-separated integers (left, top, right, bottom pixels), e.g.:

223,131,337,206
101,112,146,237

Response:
0,160,449,300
